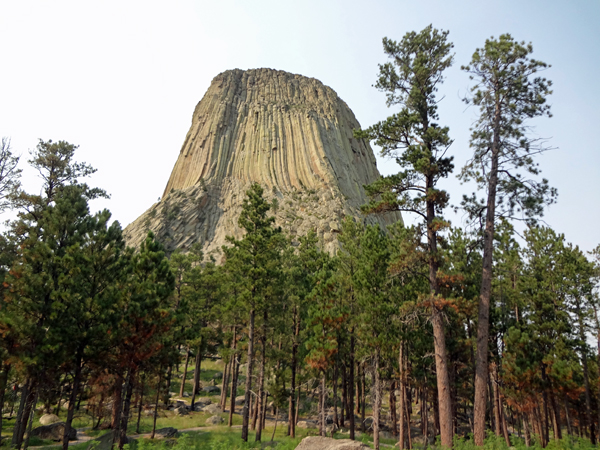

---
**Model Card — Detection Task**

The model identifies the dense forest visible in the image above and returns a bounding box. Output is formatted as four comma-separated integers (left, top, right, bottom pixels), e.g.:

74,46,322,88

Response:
1,27,599,450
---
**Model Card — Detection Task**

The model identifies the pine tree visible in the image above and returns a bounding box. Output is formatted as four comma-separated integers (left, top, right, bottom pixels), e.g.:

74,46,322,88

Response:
222,183,284,442
355,25,455,448
461,35,556,446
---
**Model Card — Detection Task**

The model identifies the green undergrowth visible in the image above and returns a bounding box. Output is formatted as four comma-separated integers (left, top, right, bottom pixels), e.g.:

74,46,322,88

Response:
453,433,597,450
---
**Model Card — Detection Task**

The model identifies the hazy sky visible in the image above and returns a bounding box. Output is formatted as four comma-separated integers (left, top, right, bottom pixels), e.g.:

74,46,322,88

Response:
1,1,598,252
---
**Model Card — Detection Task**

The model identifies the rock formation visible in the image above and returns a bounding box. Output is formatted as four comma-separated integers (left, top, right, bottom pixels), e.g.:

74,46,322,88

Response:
124,68,401,256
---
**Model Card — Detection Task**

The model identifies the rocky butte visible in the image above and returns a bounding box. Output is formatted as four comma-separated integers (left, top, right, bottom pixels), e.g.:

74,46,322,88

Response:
124,68,402,257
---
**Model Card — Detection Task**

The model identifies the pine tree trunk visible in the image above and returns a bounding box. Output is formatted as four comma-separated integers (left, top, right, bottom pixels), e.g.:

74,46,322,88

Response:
549,389,561,440
163,364,172,407
0,363,11,441
118,368,135,449
405,386,413,449
220,358,231,411
390,380,397,436
228,353,240,426
15,378,37,450
523,413,531,447
563,394,572,437
473,100,501,447
399,344,405,449
190,343,202,411
179,345,190,397
502,405,511,446
241,308,255,441
581,335,596,443
361,364,366,433
62,356,83,450
21,389,38,450
111,372,124,444
349,333,356,440
373,350,381,450
423,386,429,448
491,362,502,437
431,306,452,448
333,362,339,428
320,373,327,437
255,321,266,442
341,363,347,429
136,376,145,434
223,327,237,412
11,380,27,448
289,308,299,438
151,370,162,439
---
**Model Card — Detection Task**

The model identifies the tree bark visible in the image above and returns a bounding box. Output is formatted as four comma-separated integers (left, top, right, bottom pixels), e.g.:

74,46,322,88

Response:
190,343,202,411
289,307,299,438
431,306,452,448
21,389,38,450
390,380,397,437
320,372,327,437
136,376,145,434
255,317,267,442
179,345,190,397
228,353,240,426
333,361,339,428
118,368,135,449
473,97,502,447
361,363,366,433
0,363,11,442
241,308,255,441
373,351,382,450
62,356,83,450
223,326,237,412
563,395,572,437
349,333,356,440
523,413,531,447
151,370,162,439
399,344,405,449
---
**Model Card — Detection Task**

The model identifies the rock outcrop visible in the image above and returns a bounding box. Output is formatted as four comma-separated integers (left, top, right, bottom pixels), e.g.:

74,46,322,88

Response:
124,68,401,256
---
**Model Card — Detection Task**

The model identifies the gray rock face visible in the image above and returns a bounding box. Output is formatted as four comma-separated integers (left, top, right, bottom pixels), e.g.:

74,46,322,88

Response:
124,68,401,256
31,422,77,441
295,436,370,450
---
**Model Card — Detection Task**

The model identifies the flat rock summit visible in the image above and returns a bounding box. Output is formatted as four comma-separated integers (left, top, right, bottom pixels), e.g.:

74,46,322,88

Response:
124,68,401,256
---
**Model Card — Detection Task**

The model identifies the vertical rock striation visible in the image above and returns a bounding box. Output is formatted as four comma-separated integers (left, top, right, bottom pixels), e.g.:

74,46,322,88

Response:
124,68,401,256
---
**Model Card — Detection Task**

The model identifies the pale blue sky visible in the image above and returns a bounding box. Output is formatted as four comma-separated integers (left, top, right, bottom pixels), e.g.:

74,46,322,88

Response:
1,0,598,252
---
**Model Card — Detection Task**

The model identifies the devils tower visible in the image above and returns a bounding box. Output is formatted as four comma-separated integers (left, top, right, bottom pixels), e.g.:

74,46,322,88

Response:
123,68,401,256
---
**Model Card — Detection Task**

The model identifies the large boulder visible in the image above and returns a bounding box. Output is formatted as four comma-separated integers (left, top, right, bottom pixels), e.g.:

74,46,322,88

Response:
39,414,61,425
154,427,178,438
174,405,188,416
235,395,246,405
31,422,77,442
202,404,222,414
295,436,370,450
296,420,318,429
195,397,212,406
202,386,220,394
205,415,224,425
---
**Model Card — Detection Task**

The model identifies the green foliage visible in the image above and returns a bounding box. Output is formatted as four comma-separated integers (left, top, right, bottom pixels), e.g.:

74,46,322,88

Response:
355,25,454,220
460,34,556,223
